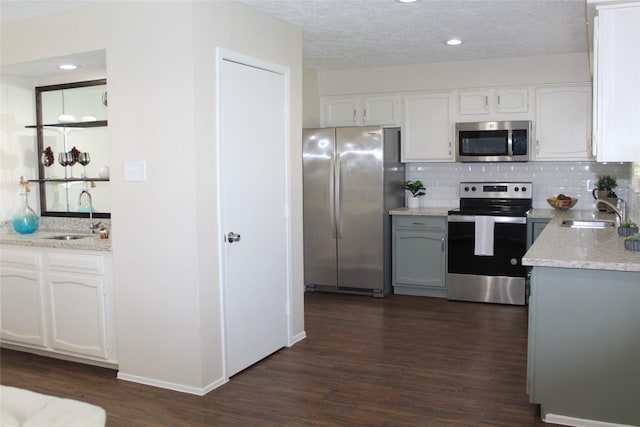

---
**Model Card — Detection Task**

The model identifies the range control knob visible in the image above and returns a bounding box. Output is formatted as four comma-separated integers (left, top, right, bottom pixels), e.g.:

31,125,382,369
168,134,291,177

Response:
515,187,519,192
464,186,470,192
521,186,527,192
471,186,476,192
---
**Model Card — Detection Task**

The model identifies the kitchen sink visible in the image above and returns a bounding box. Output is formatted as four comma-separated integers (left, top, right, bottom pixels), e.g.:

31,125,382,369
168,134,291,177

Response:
45,234,91,240
561,219,616,229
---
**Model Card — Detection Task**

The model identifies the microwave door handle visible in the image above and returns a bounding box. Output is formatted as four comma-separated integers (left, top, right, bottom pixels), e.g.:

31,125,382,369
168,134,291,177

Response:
507,130,513,156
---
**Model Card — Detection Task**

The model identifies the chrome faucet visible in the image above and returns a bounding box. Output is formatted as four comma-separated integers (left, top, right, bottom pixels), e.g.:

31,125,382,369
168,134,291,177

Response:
595,198,627,223
78,190,100,233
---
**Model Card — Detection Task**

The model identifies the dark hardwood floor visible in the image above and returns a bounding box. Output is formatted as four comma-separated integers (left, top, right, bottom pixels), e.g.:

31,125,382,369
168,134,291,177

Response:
1,292,557,426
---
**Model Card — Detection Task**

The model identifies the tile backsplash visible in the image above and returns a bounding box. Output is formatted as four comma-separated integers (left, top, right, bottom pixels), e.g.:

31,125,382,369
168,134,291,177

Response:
405,161,633,214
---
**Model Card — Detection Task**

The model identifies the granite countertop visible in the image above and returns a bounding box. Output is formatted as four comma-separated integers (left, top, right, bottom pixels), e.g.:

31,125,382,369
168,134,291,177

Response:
389,207,451,216
0,230,111,251
523,209,640,272
0,218,112,252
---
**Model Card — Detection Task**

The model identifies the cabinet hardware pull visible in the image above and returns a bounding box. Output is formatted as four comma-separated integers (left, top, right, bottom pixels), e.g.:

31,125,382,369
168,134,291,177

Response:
441,237,445,252
363,109,367,122
412,222,426,225
353,109,357,122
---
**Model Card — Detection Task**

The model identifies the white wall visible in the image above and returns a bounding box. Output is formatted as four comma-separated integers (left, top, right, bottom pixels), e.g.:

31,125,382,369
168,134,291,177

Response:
317,52,591,95
1,0,304,393
0,76,38,220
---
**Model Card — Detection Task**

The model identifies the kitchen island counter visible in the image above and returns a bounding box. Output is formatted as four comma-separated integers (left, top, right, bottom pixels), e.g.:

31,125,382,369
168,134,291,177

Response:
523,209,640,272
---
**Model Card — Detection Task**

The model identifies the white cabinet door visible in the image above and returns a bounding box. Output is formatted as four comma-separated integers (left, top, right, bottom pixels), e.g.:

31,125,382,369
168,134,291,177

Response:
0,248,45,347
322,94,401,126
496,88,529,113
322,96,360,126
458,90,491,115
403,92,454,162
535,85,592,161
593,4,640,162
0,267,46,347
45,250,109,359
458,88,529,116
46,272,107,359
362,94,401,125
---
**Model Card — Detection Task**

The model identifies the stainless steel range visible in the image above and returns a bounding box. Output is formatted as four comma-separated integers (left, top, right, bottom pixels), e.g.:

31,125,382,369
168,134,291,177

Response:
447,182,532,305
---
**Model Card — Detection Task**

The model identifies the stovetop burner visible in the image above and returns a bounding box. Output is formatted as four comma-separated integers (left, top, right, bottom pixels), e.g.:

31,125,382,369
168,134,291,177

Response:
449,182,533,217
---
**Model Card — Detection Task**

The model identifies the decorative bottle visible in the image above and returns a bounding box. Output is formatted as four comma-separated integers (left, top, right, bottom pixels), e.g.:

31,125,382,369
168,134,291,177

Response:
12,178,39,234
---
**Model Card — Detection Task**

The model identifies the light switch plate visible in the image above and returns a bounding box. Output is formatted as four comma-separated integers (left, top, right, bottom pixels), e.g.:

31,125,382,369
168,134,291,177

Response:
124,160,146,182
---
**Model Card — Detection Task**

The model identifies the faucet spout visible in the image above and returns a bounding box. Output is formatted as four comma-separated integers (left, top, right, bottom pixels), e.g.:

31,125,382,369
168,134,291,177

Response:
595,198,627,223
78,190,98,233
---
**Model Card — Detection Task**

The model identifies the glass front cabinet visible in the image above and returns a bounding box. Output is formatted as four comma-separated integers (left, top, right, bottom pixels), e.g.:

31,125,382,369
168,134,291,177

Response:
28,79,110,218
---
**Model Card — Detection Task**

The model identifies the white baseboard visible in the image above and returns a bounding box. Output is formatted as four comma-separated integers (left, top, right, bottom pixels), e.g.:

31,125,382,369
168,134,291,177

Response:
117,372,227,396
289,330,306,347
544,413,637,427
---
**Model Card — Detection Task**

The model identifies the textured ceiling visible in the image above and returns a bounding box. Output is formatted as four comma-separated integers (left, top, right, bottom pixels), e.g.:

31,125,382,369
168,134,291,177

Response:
0,0,589,73
237,0,589,70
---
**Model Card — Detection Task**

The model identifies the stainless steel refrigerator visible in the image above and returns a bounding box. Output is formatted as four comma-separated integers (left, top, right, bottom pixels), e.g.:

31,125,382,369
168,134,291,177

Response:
302,126,404,297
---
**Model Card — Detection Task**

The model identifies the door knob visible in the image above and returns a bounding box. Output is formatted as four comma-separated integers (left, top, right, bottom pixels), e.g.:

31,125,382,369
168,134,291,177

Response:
227,232,241,243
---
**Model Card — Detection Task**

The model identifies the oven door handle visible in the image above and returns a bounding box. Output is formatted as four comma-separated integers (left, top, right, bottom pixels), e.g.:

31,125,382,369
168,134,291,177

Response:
447,215,527,224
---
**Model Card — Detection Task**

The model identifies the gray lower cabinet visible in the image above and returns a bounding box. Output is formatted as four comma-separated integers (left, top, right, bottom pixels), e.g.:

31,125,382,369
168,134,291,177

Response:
392,216,447,297
527,266,640,426
526,218,549,249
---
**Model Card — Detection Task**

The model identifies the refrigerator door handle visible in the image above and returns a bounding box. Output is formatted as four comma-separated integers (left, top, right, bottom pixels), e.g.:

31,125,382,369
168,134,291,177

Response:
335,153,343,239
329,152,336,238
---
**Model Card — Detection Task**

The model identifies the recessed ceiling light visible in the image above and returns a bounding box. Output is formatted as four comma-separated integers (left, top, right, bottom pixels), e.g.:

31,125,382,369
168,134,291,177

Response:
446,38,463,46
396,0,418,3
58,64,78,70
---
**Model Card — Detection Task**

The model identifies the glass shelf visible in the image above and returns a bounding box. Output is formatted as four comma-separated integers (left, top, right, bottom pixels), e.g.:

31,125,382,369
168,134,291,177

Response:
28,178,110,183
26,120,108,129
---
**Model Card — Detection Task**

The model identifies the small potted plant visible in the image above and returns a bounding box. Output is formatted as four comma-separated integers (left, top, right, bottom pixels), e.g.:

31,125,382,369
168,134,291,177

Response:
624,233,640,252
593,175,618,212
618,220,639,237
404,180,426,209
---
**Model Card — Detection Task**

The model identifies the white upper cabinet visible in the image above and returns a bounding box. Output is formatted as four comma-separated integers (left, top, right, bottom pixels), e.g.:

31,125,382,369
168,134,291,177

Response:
534,85,592,161
592,3,640,162
321,94,401,127
402,92,454,162
456,87,531,119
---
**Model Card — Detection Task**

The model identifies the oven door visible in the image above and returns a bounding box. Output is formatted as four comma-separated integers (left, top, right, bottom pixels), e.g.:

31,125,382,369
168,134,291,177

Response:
447,215,528,305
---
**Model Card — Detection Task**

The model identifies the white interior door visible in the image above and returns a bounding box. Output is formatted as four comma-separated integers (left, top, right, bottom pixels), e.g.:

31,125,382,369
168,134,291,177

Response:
219,54,289,377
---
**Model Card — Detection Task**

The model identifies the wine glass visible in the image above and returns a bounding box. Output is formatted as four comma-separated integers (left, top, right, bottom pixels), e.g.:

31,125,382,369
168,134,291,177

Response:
78,152,90,177
58,152,72,167
41,151,53,167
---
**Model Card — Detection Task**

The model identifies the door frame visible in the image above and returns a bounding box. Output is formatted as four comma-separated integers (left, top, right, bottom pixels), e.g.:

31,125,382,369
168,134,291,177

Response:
215,48,294,380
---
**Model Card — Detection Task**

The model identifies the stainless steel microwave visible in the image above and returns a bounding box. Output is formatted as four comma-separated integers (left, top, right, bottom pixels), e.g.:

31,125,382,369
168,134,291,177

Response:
455,121,531,162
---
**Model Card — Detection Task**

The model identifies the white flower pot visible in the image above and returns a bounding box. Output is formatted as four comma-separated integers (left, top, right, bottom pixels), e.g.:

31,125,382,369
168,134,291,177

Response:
407,197,421,208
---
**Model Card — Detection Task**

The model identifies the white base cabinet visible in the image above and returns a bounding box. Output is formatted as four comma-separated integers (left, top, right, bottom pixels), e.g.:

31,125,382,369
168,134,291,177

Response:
392,216,447,297
0,245,116,366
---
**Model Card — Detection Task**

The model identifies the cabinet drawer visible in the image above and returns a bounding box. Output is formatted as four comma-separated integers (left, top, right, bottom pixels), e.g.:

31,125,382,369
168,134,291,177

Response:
47,252,104,275
394,216,446,231
0,248,41,269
